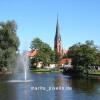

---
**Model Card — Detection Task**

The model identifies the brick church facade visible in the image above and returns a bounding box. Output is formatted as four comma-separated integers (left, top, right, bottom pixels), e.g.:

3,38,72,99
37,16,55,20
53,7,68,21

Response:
54,18,62,55
54,17,72,65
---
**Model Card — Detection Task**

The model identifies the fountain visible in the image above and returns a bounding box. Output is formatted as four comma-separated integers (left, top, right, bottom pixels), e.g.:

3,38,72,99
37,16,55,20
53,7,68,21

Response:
8,51,33,83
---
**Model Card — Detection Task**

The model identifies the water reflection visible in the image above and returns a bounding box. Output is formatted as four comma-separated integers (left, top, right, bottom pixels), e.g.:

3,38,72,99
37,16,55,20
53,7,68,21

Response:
54,75,64,100
0,78,16,100
16,82,34,100
0,73,100,100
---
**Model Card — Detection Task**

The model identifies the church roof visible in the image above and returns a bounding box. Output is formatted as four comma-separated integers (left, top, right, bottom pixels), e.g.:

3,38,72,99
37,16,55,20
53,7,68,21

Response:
55,18,61,41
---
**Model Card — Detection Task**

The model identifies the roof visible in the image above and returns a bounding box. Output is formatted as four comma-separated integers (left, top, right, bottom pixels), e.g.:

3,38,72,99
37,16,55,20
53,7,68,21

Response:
54,17,61,41
26,50,37,57
60,58,72,64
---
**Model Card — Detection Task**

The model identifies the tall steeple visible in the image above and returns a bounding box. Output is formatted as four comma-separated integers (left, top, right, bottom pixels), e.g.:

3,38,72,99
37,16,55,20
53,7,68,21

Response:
54,16,62,54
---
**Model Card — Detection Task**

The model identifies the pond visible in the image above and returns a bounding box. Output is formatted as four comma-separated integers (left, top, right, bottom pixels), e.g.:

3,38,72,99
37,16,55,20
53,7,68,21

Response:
0,73,100,100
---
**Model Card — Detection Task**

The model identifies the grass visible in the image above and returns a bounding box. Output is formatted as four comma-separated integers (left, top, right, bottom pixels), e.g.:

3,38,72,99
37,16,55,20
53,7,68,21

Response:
88,70,100,75
32,69,51,72
31,68,63,73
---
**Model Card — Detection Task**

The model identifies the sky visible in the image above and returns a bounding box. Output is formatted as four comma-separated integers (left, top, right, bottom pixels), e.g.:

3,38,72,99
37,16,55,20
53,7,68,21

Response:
0,0,100,51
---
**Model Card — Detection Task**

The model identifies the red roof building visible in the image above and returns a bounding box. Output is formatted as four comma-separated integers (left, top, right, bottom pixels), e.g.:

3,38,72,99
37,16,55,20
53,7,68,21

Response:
60,58,72,65
26,50,37,57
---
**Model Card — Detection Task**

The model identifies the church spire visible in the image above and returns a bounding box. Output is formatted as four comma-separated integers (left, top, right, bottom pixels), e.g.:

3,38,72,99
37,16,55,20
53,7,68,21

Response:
54,16,62,54
55,15,61,41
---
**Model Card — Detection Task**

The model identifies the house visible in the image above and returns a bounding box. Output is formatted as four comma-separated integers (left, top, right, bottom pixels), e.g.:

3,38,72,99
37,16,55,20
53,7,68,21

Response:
26,50,37,58
60,58,72,68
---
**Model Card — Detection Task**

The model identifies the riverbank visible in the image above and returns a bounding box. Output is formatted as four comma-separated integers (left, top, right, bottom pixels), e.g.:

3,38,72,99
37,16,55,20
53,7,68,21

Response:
63,68,100,77
0,71,12,75
30,68,63,73
88,70,100,76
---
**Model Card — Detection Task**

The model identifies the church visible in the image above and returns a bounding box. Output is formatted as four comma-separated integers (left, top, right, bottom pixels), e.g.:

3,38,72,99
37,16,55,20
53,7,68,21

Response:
54,17,62,55
27,17,72,67
54,17,71,66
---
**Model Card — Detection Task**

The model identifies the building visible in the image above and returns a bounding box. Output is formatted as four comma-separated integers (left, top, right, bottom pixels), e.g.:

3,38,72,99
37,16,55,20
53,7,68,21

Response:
26,50,44,68
27,17,72,67
26,50,37,58
54,17,62,55
54,17,72,66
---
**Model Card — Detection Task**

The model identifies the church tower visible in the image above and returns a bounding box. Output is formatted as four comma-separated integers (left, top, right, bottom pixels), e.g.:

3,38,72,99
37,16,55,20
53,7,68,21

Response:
54,17,62,55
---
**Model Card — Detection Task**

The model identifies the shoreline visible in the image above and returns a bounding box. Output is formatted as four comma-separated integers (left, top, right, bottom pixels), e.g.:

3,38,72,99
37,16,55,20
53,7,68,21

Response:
30,69,63,73
0,71,12,75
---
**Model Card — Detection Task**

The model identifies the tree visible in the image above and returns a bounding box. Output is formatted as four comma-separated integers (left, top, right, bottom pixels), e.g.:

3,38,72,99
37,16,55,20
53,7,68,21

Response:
54,52,61,64
0,20,20,71
30,38,55,66
67,40,100,74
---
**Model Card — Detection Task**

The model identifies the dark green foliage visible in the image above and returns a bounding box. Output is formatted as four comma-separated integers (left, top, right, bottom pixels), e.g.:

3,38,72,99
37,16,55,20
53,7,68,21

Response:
62,54,68,59
67,40,100,74
0,21,19,71
30,38,55,65
54,52,61,63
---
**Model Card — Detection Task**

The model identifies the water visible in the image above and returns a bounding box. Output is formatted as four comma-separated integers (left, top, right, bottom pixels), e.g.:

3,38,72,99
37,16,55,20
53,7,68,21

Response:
20,53,29,81
25,66,27,81
0,73,100,100
8,52,32,83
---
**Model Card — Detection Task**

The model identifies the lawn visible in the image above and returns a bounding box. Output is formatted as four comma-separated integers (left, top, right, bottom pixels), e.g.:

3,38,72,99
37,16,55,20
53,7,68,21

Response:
31,68,63,73
89,70,100,75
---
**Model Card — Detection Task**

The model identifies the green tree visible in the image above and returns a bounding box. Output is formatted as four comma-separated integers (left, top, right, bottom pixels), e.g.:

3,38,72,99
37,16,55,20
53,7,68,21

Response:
54,52,61,64
0,20,19,71
67,40,100,74
30,38,55,66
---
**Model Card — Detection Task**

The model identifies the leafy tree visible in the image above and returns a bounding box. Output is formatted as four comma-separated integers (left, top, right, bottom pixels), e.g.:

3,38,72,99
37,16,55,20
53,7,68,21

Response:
62,53,68,59
0,20,19,71
30,38,55,66
67,40,100,74
54,52,61,64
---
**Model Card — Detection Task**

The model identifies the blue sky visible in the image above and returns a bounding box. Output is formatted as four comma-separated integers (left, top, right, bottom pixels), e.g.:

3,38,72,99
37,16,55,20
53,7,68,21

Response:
0,0,100,51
